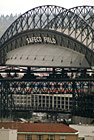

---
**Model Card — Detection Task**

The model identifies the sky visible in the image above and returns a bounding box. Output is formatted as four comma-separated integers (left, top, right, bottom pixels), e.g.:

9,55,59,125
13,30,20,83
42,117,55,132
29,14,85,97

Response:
0,0,94,15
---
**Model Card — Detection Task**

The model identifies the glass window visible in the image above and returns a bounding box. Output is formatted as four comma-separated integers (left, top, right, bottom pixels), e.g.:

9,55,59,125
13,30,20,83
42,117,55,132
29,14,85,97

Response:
60,136,66,140
48,135,54,140
25,135,32,140
37,135,43,140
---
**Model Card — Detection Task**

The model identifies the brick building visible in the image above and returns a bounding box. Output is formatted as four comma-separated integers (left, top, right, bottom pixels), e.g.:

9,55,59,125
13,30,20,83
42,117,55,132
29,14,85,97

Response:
0,122,78,140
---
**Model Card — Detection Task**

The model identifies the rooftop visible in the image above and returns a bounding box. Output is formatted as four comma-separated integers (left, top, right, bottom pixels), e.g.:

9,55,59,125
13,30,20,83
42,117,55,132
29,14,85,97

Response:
0,122,78,134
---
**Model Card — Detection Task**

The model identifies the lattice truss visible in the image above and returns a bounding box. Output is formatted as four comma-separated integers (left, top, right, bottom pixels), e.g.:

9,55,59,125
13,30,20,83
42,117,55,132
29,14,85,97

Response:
0,78,94,117
0,5,94,51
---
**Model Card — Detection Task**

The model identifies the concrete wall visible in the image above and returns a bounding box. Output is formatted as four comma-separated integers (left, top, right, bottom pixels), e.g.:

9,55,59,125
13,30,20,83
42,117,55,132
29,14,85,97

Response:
0,129,17,140
70,125,94,138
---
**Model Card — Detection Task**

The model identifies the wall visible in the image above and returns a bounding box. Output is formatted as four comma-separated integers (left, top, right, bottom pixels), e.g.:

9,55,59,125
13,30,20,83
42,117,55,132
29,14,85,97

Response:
17,134,78,140
0,129,17,140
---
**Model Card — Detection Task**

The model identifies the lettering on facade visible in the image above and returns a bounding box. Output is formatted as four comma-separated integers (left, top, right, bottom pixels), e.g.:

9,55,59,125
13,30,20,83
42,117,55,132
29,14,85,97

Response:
26,36,56,44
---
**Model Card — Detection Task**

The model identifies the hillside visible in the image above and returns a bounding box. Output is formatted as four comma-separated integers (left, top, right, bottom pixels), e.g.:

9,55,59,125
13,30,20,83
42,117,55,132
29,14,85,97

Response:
0,14,21,37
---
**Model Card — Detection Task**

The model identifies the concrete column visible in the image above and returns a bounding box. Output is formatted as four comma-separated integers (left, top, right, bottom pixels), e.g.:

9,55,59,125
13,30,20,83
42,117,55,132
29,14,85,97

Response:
64,97,66,110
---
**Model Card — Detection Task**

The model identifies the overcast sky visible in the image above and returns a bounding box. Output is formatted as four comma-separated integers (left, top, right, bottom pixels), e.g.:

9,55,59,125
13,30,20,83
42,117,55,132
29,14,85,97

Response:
0,0,94,15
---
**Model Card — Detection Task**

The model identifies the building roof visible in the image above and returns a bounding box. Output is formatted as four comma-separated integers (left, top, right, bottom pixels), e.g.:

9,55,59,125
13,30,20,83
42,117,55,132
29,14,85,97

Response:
0,122,78,134
70,125,94,137
6,44,89,68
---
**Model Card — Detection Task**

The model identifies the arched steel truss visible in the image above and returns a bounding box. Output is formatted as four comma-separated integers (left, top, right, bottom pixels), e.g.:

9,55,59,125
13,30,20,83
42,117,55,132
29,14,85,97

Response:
0,5,94,119
0,6,94,51
0,5,94,66
69,6,94,28
0,29,93,67
46,11,94,50
0,5,66,45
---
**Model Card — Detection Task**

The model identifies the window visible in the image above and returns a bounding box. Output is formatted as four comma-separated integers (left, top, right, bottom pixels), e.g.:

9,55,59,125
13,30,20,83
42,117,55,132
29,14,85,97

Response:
37,135,43,140
48,135,54,140
60,136,66,140
25,135,32,140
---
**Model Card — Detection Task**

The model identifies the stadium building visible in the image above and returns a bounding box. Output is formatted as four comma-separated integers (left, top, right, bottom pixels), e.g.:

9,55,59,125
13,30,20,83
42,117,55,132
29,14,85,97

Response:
0,5,94,123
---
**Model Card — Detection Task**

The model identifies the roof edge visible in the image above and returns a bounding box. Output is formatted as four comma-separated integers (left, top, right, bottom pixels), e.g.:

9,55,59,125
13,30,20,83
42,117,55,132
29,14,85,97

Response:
17,131,79,135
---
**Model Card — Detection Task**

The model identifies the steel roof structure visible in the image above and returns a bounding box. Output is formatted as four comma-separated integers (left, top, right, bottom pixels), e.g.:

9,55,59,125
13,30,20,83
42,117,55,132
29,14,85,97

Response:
0,5,94,120
0,5,94,67
69,6,94,27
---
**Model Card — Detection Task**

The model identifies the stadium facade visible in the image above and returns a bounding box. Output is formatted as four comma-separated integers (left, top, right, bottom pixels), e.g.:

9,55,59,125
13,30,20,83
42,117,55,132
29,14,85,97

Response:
0,5,94,123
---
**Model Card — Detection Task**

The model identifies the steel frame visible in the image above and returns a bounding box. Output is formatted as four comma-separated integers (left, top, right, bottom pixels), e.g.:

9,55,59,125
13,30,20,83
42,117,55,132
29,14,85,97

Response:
0,6,94,49
0,66,94,118
70,6,94,28
0,5,94,66
0,5,94,119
